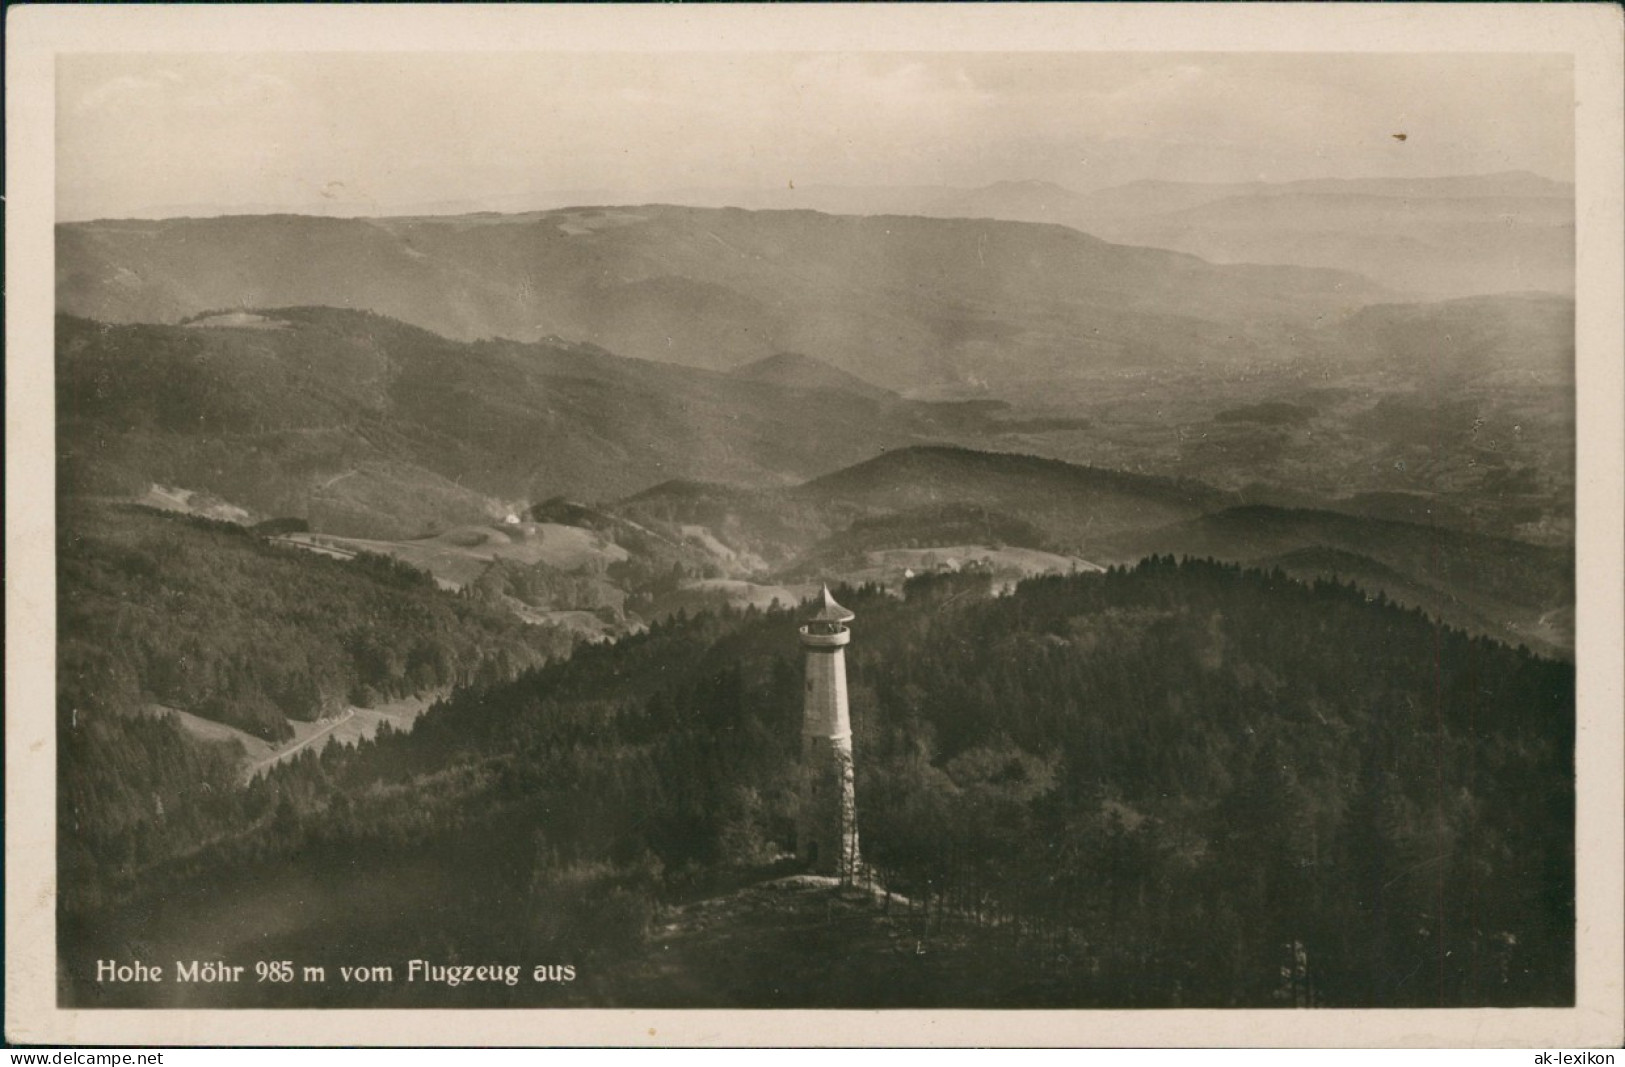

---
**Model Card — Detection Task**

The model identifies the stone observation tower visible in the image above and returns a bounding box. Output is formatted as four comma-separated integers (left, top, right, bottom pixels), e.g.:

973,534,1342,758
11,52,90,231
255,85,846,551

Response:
798,586,861,877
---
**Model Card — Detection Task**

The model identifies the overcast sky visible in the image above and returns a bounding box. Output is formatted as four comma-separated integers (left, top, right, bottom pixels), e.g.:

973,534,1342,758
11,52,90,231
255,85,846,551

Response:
57,52,1574,220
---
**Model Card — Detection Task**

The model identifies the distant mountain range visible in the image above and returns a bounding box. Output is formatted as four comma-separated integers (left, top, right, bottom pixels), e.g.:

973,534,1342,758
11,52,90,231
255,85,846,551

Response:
660,172,1576,300
86,171,1570,302
58,205,1385,391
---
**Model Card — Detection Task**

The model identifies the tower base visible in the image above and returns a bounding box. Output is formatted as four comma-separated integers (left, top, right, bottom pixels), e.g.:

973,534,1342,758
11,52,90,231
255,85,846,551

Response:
797,733,860,877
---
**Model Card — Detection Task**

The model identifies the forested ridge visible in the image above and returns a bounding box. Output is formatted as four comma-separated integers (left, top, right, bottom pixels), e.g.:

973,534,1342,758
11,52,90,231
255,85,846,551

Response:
57,503,575,915
60,503,574,738
60,554,1573,1008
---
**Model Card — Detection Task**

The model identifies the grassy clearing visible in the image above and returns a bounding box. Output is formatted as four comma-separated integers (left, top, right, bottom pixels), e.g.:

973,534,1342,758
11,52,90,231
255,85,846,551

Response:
280,523,628,590
159,694,439,781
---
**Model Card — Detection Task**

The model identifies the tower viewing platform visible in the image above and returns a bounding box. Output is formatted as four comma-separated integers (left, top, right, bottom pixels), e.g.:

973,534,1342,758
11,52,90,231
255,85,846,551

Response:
799,624,851,649
799,585,854,646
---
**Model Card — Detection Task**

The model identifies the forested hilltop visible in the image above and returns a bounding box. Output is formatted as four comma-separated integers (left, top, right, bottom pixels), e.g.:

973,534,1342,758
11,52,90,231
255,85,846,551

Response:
62,559,1573,1009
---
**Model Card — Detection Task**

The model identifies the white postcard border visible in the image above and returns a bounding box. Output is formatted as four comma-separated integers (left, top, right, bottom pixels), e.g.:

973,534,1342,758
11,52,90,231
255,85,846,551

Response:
7,3,1621,1048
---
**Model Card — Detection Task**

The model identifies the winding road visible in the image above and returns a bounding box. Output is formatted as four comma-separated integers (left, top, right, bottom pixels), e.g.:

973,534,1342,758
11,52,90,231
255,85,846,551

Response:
245,707,356,779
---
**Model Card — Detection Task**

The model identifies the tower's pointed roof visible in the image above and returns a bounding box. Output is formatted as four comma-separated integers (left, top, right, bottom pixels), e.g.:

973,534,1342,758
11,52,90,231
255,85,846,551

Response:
808,585,855,624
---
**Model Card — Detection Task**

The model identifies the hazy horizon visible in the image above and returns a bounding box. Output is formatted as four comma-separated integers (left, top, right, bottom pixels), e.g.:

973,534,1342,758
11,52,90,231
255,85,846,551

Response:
57,52,1573,222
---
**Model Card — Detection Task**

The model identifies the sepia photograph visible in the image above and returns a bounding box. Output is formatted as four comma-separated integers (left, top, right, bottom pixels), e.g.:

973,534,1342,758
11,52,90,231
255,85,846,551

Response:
7,2,1622,1048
